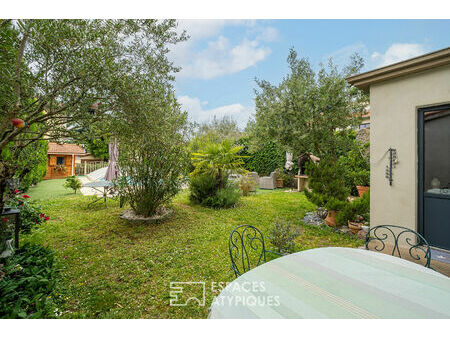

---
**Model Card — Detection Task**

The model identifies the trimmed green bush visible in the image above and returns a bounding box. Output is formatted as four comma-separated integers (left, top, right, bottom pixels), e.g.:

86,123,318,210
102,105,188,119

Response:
304,159,349,211
0,244,58,318
189,173,220,205
189,173,239,208
203,184,240,209
336,191,370,226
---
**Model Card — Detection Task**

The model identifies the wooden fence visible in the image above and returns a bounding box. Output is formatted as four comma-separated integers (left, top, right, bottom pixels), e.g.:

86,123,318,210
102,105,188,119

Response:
75,161,108,176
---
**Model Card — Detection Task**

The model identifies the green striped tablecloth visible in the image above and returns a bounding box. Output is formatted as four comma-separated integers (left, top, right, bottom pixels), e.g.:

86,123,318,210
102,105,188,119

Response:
209,247,450,318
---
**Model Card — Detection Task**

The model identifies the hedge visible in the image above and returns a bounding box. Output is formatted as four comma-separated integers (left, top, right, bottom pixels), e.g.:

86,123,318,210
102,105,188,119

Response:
236,137,286,176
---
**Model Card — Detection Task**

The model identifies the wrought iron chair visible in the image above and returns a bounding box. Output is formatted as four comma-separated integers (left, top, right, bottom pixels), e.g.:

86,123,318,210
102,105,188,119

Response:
229,225,282,277
365,225,431,268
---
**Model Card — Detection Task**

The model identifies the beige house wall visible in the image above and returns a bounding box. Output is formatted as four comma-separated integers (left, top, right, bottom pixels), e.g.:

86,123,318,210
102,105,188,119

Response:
370,64,450,231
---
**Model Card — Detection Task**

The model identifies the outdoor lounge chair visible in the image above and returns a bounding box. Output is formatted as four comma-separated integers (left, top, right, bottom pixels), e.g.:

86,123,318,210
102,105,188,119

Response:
365,225,432,268
228,225,282,276
259,171,277,189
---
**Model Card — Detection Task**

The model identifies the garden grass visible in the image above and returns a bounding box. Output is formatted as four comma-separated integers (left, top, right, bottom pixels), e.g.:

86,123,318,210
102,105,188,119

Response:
27,178,76,200
23,189,363,318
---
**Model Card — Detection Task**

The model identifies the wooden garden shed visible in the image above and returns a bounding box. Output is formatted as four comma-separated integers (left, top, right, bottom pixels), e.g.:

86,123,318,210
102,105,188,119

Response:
44,143,87,180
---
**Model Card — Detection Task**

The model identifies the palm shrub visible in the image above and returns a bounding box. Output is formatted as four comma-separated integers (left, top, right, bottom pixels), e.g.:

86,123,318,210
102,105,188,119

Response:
64,176,82,194
190,140,246,208
191,140,247,188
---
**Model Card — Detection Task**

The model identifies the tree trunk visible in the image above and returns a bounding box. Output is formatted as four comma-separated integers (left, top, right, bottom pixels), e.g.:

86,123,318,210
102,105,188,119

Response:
0,178,7,212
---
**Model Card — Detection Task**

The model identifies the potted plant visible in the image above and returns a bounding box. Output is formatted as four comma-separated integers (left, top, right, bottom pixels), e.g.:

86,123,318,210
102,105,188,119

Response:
275,169,284,188
324,198,346,227
348,214,364,234
354,170,370,197
54,164,66,173
304,160,349,227
336,191,370,232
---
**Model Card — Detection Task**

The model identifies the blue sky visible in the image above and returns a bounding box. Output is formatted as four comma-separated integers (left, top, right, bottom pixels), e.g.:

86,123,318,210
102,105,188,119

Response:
170,20,450,128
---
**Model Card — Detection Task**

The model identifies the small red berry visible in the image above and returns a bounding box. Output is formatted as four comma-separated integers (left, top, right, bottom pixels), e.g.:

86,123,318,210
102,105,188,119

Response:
44,216,50,221
22,194,30,198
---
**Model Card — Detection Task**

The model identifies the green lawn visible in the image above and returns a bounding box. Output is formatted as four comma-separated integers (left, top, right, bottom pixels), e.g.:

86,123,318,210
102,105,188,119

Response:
23,188,363,318
27,178,76,200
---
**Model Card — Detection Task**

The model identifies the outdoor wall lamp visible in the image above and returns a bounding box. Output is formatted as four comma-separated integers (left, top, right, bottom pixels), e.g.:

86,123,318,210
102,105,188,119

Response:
385,148,398,186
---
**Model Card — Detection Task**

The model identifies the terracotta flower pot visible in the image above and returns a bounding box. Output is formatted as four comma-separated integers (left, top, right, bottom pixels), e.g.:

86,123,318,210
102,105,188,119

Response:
348,221,363,234
276,178,284,188
356,186,370,197
325,210,338,227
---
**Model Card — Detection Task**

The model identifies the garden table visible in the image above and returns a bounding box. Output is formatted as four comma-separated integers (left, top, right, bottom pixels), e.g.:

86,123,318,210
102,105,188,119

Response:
209,247,450,318
83,180,116,207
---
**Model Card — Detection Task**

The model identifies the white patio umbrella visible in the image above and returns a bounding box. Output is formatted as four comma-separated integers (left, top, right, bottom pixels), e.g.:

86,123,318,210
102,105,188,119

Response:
105,138,120,181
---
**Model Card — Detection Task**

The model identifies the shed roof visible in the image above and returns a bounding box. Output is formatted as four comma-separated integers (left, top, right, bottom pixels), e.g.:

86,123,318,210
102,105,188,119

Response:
346,47,450,92
48,142,86,155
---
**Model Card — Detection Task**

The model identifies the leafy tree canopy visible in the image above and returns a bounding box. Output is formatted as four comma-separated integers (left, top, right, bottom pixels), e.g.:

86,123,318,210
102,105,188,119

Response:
189,116,243,153
252,48,368,163
0,19,186,207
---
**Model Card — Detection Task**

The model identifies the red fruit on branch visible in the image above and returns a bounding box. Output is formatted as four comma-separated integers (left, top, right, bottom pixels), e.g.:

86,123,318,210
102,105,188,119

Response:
11,118,25,128
44,216,50,221
22,194,30,198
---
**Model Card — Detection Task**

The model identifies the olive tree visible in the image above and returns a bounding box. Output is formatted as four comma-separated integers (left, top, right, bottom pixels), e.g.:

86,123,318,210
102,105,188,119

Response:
0,19,186,209
252,48,368,163
111,76,190,218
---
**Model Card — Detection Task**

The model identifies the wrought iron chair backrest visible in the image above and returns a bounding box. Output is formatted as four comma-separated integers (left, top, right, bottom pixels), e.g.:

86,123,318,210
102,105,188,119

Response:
365,225,431,268
229,225,267,277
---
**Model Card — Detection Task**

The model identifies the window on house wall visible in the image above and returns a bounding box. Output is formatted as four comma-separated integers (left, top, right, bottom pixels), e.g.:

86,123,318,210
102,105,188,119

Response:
56,156,65,165
424,109,450,195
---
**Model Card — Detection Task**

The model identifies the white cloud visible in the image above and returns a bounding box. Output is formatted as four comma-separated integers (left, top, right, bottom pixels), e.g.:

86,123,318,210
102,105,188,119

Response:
252,26,279,42
371,43,427,67
178,95,254,128
326,43,369,66
170,20,274,80
176,36,271,79
176,20,231,40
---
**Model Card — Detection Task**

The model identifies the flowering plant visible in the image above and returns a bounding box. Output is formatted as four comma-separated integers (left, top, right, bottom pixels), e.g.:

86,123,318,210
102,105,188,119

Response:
2,190,49,234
